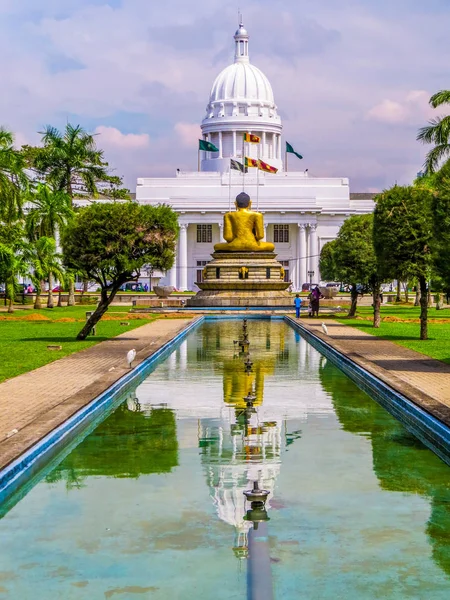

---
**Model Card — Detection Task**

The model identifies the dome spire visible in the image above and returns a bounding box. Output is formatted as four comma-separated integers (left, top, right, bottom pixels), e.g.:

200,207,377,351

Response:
234,17,249,63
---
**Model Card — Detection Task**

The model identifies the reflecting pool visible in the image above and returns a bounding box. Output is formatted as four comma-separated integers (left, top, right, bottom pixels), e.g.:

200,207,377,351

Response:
1,320,450,599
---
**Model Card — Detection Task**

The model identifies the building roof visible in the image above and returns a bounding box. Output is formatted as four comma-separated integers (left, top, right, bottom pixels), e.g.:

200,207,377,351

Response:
350,192,378,200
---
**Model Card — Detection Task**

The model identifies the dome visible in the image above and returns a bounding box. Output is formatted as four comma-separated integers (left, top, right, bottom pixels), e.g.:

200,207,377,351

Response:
209,62,275,105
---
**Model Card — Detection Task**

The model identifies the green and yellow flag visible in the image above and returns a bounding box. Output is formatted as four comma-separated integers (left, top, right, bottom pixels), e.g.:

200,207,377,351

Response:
199,139,219,152
243,133,260,143
245,156,259,168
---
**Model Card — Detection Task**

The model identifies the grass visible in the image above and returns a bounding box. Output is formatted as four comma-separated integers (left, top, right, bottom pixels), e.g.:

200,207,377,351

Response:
334,304,450,364
0,305,176,383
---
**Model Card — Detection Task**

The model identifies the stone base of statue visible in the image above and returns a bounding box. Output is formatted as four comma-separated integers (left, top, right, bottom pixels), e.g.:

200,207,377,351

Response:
186,252,292,307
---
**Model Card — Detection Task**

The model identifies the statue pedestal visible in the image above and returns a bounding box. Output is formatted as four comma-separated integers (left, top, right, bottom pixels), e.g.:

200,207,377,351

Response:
186,252,292,307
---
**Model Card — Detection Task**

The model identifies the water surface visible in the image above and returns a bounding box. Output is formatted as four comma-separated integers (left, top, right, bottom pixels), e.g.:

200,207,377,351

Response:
1,320,450,599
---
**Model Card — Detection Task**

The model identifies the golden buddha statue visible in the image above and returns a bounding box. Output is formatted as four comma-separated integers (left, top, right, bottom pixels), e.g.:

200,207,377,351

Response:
214,192,275,252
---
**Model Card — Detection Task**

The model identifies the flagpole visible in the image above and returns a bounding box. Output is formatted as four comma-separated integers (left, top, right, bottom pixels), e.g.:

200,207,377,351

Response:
256,142,260,211
229,164,232,212
242,134,245,192
198,148,200,172
285,149,288,173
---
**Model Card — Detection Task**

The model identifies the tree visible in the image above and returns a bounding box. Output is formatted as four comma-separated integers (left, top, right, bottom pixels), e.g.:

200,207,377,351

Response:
25,183,74,308
0,224,30,313
373,185,434,340
417,90,450,174
26,183,74,240
29,237,64,309
62,202,178,340
319,215,382,325
29,124,123,305
431,185,450,296
0,129,28,223
318,240,336,282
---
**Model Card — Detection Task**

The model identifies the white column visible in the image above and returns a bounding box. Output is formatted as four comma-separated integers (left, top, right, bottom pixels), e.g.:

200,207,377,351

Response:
169,253,177,289
262,131,266,160
309,224,318,282
263,223,268,241
179,223,188,291
219,131,223,158
298,224,307,288
233,131,237,157
218,222,223,241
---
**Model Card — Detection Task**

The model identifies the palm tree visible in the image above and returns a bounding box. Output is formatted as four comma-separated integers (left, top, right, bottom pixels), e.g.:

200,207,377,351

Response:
35,124,116,199
33,124,117,304
26,184,74,308
0,225,31,313
417,90,450,173
30,237,64,309
26,183,74,238
0,128,28,223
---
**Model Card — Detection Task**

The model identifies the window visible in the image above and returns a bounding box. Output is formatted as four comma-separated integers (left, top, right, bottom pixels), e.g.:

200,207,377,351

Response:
197,224,212,243
274,224,289,243
196,260,208,283
281,260,290,283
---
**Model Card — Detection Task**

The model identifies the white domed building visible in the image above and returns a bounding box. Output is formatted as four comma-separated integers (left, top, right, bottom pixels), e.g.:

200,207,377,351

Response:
136,22,375,292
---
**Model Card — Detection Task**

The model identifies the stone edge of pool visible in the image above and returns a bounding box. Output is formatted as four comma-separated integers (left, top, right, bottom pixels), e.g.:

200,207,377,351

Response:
2,314,450,509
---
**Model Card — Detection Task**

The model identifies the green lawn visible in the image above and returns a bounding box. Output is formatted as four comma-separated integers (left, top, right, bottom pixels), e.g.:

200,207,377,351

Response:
334,305,450,364
0,306,160,383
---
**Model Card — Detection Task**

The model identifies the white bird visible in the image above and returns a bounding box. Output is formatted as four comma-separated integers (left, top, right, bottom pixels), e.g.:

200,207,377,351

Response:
321,323,328,335
127,348,136,368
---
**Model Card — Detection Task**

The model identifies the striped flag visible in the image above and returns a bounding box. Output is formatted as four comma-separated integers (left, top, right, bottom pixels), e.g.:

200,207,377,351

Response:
258,159,278,174
230,159,248,173
243,133,260,143
245,157,259,168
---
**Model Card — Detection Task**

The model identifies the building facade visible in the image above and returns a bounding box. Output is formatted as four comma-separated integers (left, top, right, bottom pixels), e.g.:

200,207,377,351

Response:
136,22,375,291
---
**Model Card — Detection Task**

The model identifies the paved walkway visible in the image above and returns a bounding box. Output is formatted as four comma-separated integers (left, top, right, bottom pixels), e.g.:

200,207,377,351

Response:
298,318,450,426
0,317,194,471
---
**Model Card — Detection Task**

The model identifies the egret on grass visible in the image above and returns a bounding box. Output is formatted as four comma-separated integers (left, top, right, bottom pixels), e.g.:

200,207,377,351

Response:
127,349,136,368
321,323,328,335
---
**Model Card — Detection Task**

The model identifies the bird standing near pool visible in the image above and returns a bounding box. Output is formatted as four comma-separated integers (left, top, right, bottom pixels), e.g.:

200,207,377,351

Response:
127,349,137,368
321,323,328,335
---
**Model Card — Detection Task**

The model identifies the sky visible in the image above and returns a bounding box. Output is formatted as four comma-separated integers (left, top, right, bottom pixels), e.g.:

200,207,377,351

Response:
1,0,449,191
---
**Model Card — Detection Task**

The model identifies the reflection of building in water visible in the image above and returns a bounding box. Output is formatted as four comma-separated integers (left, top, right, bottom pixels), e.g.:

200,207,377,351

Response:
199,411,282,558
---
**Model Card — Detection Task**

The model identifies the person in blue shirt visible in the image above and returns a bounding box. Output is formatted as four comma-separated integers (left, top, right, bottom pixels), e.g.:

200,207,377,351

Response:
294,293,302,318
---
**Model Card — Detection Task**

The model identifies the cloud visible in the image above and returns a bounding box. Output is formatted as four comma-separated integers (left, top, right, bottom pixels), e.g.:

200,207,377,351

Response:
174,122,201,147
366,90,434,125
367,99,409,124
95,126,150,149
1,0,449,192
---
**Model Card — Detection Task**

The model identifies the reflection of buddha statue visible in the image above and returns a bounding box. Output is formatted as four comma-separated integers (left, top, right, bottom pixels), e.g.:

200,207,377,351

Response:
214,192,275,252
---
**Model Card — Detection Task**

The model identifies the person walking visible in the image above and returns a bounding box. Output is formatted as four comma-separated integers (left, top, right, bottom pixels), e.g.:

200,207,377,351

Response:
294,294,302,318
310,286,323,317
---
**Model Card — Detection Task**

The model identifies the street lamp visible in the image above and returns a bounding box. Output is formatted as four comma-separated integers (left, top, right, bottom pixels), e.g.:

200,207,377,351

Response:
307,270,315,289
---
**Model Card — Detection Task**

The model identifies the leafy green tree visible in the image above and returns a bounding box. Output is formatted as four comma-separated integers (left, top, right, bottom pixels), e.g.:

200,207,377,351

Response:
0,129,28,223
320,215,382,325
62,202,178,340
431,185,450,296
417,91,450,173
373,185,434,340
0,224,30,313
318,240,336,282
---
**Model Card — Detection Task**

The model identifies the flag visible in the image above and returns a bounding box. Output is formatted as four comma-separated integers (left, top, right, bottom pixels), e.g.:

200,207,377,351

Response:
230,159,248,173
286,141,303,160
258,159,278,174
199,139,219,152
244,156,259,168
243,133,260,144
